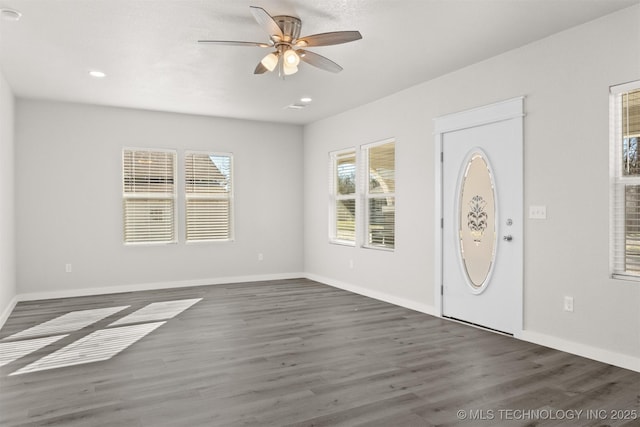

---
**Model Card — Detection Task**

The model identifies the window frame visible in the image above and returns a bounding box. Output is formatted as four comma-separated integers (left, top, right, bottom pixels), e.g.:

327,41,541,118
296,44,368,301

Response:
122,147,178,246
184,150,234,243
610,80,640,280
361,138,396,251
329,148,357,246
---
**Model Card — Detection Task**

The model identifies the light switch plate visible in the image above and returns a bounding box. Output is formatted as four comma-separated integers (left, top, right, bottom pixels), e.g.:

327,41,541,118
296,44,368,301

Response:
529,205,547,219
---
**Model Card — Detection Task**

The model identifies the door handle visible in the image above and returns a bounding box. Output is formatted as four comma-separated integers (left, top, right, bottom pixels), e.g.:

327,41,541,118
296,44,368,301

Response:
503,235,513,242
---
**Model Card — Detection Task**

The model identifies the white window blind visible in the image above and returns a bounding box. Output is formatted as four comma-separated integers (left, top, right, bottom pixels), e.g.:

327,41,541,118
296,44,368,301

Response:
611,81,640,278
185,152,233,242
363,140,395,249
330,149,357,244
122,149,177,244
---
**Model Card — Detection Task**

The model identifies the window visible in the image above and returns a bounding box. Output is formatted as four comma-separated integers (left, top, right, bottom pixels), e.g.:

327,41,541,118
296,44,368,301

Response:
328,140,396,249
122,148,177,244
185,152,233,242
363,140,395,249
330,149,357,244
611,81,640,278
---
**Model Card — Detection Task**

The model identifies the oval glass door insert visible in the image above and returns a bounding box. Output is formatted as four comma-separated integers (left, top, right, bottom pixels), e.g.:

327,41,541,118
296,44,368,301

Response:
458,151,496,290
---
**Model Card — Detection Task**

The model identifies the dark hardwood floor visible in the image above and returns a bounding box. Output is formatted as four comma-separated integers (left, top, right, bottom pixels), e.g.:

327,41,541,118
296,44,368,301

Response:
0,278,638,426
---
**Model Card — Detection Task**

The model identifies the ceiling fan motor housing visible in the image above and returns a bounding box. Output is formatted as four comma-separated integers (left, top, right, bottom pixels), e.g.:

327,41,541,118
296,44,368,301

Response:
273,15,301,43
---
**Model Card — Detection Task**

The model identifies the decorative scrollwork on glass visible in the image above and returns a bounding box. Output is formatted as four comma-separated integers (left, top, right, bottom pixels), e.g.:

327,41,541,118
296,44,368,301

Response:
467,195,487,243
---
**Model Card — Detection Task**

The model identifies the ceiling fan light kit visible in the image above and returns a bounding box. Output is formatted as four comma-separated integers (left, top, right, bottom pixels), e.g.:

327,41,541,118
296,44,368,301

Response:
198,6,362,78
282,48,300,75
260,52,279,72
283,49,300,66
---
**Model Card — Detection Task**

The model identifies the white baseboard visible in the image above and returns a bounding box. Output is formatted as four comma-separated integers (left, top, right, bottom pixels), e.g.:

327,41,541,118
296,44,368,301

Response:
14,272,305,303
519,330,640,373
305,273,436,316
0,294,18,331
5,273,639,373
306,273,639,373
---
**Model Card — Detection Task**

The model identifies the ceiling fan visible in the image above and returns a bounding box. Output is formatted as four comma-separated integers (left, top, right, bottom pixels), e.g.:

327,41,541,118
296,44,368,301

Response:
198,6,362,77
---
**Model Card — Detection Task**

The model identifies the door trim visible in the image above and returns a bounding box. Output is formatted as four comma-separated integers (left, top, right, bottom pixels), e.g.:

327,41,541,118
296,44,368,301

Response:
433,97,524,338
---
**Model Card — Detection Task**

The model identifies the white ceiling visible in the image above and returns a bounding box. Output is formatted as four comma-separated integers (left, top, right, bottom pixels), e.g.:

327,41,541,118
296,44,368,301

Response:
0,0,637,125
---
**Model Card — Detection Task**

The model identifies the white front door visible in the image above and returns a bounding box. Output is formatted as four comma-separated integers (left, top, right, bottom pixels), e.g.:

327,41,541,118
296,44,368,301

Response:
437,98,523,335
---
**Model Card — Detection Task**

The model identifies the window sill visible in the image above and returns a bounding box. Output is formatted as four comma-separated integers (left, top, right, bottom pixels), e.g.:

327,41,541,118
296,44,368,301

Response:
186,239,234,245
611,273,640,283
329,239,356,247
362,244,395,252
124,241,178,246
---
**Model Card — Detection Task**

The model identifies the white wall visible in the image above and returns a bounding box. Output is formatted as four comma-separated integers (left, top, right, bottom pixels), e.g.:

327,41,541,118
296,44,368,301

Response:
6,4,639,370
303,5,640,366
16,100,304,297
0,70,16,325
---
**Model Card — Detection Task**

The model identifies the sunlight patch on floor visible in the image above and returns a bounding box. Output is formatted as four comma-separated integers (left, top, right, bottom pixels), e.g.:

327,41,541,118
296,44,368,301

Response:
4,298,203,376
109,298,202,326
4,306,130,340
10,322,165,376
0,335,68,367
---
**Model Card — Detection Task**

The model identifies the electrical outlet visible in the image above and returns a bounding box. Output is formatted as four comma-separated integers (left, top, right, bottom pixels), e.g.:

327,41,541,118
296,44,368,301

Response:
65,263,72,273
349,259,354,269
529,205,547,219
258,253,264,261
563,296,574,312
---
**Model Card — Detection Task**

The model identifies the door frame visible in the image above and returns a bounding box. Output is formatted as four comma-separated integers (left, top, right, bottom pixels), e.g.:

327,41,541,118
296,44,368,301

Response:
433,97,525,338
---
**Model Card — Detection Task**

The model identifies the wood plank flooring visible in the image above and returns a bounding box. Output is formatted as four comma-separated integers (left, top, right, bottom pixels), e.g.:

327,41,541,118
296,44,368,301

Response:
0,278,638,426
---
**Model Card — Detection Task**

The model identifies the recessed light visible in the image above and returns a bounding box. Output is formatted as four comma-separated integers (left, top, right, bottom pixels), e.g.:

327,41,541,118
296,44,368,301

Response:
88,70,107,78
0,8,22,22
300,97,312,103
285,104,307,110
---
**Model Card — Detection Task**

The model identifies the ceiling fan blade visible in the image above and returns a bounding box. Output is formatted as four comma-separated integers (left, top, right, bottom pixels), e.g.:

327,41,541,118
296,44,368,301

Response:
198,40,271,48
295,30,362,47
254,62,269,74
249,6,284,39
297,50,343,73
